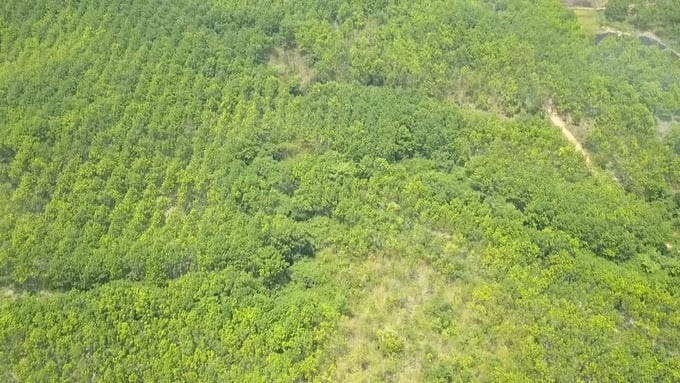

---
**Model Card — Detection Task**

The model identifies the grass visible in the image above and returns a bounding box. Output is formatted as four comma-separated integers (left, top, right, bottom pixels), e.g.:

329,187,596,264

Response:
572,9,603,35
268,47,316,90
330,255,464,382
322,224,494,382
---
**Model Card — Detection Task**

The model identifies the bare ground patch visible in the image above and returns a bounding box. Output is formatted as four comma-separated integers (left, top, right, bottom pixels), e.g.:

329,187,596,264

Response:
546,104,592,165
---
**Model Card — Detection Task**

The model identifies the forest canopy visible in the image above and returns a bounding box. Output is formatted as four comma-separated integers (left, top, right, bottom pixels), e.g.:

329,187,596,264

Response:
1,0,679,381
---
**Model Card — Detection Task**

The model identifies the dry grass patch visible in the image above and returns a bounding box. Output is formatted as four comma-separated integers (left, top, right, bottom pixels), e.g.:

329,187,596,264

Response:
329,254,473,382
268,47,315,91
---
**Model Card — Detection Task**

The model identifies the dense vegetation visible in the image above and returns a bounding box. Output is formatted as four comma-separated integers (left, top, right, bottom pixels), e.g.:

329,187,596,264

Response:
1,0,679,381
605,0,680,43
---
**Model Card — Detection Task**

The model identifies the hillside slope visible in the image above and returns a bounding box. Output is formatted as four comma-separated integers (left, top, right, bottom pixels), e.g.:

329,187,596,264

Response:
1,0,679,381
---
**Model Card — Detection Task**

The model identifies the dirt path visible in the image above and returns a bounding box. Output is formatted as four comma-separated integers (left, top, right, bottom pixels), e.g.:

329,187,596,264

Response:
638,32,680,58
568,6,606,11
566,6,680,57
598,28,680,59
546,105,592,165
561,0,680,56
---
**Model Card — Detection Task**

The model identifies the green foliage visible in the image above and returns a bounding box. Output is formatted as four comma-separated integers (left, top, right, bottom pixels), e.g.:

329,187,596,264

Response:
605,0,630,22
604,0,680,43
376,329,405,357
1,0,679,381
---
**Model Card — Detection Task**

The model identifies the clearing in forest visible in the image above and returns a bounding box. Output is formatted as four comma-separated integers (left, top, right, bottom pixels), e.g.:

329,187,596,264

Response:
268,47,315,90
546,104,592,165
331,255,468,382
572,8,603,34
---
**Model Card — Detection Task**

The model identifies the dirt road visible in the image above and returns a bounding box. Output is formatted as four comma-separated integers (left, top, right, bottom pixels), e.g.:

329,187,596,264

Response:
546,105,592,164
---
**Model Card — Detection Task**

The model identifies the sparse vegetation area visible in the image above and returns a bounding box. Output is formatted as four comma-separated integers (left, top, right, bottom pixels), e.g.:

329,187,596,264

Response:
268,47,316,92
1,0,680,381
573,8,604,34
603,0,680,49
